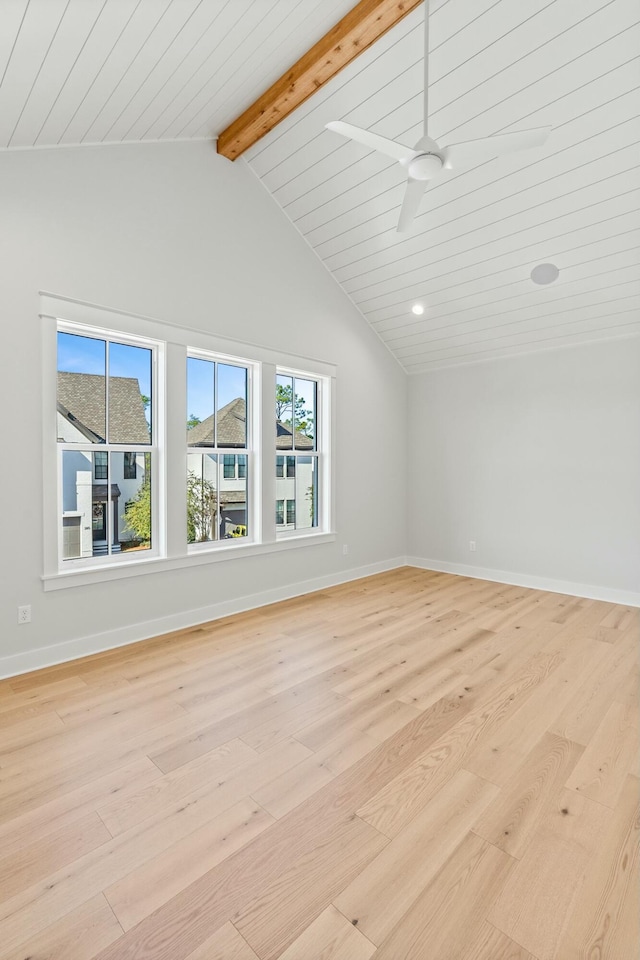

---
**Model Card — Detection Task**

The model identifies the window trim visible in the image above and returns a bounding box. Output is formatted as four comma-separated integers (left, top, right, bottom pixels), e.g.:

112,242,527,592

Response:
186,349,256,551
275,365,331,541
42,295,336,588
54,321,162,571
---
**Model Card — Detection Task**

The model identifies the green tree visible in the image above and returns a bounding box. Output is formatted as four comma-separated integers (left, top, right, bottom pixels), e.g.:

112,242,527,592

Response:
187,413,201,430
275,383,313,437
125,467,217,545
124,475,151,544
187,470,217,542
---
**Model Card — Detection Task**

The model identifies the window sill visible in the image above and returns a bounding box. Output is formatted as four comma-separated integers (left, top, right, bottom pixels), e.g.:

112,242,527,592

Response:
42,532,337,591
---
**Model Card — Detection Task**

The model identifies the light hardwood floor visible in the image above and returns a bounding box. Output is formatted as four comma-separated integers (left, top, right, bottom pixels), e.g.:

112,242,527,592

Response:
0,568,638,960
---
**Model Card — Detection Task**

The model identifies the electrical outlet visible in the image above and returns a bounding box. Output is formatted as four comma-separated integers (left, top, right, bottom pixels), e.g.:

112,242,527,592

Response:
469,540,476,552
342,544,349,555
17,604,31,624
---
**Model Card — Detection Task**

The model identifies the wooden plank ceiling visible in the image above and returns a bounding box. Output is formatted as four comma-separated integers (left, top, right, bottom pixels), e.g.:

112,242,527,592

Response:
1,0,639,371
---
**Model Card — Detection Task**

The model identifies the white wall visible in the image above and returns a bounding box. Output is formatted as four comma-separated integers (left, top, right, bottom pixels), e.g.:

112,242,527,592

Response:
0,141,406,674
407,338,640,604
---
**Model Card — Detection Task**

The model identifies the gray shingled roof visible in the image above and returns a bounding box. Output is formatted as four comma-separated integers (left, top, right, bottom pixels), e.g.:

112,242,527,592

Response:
276,419,313,450
220,491,247,505
187,397,313,449
57,372,150,444
188,397,246,447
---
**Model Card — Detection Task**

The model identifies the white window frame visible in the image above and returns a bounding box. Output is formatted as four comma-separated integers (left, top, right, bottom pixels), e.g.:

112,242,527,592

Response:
186,348,257,555
54,320,163,572
275,366,331,541
41,295,336,591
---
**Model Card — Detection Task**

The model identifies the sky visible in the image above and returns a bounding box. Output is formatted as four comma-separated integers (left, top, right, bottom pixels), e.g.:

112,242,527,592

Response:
187,357,247,421
58,332,315,431
57,332,152,398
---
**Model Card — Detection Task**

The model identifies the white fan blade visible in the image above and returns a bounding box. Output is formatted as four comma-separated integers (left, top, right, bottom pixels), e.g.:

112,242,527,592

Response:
326,121,415,163
441,126,551,169
397,178,427,233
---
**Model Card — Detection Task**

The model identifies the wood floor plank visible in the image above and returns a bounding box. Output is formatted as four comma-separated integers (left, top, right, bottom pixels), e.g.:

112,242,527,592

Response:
240,689,346,753
357,650,563,837
472,732,583,858
276,903,375,960
549,639,638,745
0,810,111,904
183,922,259,960
0,709,66,750
0,756,161,861
0,894,122,960
488,788,611,960
372,832,515,960
294,690,420,752
564,699,638,807
334,769,498,944
555,774,640,959
104,798,275,930
464,636,607,786
232,815,387,960
95,737,258,836
462,922,537,959
150,669,353,774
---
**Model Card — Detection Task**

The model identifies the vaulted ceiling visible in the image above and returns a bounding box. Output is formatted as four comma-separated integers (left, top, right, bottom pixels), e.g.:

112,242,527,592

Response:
2,0,638,371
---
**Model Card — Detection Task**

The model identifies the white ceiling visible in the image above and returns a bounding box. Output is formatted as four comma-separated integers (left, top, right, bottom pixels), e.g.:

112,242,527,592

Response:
2,0,639,371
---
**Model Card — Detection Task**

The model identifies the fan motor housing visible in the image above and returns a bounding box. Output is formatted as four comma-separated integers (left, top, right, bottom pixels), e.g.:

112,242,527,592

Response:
409,152,443,180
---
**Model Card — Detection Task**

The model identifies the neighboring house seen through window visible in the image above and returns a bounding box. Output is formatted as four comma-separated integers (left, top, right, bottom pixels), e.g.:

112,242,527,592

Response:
186,356,249,545
57,327,154,563
275,373,319,534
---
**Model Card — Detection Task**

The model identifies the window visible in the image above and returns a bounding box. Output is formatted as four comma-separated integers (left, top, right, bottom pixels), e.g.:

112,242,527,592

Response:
223,454,235,479
94,452,108,480
276,373,320,534
187,356,249,545
56,325,155,564
123,452,137,479
45,297,334,587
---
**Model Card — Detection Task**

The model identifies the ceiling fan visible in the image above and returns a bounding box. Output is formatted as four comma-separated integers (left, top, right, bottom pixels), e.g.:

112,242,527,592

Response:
325,0,551,232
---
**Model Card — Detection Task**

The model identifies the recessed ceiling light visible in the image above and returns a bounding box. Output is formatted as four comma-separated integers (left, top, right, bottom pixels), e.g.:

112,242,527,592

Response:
531,262,559,285
411,303,424,315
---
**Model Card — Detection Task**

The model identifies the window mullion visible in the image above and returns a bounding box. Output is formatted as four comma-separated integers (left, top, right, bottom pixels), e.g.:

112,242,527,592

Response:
262,362,277,544
164,341,186,559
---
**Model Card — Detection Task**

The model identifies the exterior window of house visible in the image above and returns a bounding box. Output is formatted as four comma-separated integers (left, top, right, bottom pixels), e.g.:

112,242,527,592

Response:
94,452,108,480
275,372,320,535
123,452,137,479
276,500,284,525
57,326,155,564
187,356,249,545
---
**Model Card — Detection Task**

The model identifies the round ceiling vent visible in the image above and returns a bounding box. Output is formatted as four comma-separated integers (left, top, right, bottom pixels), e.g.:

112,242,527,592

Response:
531,262,559,284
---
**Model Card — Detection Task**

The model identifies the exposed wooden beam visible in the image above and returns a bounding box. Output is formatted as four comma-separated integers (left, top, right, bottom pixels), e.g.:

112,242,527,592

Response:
217,0,423,161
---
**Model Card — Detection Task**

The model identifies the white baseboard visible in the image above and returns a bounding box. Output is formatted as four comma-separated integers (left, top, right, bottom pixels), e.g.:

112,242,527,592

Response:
406,556,640,608
0,557,406,680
